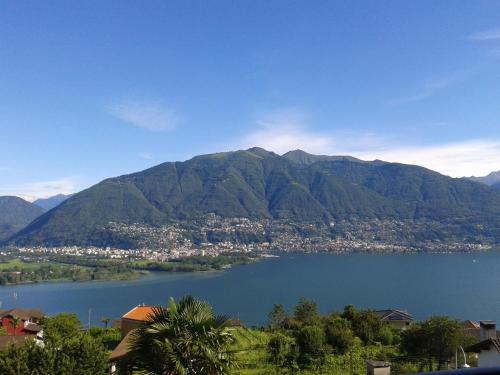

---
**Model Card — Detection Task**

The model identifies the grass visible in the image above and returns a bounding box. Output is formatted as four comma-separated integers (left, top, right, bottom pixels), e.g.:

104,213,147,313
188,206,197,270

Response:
0,258,57,271
230,328,402,375
231,328,275,375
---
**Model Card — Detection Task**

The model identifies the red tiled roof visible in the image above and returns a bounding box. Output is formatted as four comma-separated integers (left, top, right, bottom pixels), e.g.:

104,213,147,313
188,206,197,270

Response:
122,306,156,322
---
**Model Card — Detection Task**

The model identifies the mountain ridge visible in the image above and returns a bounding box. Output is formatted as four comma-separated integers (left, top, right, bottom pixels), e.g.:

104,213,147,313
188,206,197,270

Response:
469,170,500,186
33,194,74,211
9,148,500,249
0,196,46,241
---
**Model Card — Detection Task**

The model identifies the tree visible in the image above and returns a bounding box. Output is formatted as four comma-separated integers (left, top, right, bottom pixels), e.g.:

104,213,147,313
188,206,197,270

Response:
9,316,20,336
341,305,384,344
267,332,298,369
324,316,354,353
56,333,109,375
0,332,109,375
401,316,476,371
101,317,110,329
295,325,327,368
294,297,318,325
268,304,287,329
41,313,81,346
127,295,236,375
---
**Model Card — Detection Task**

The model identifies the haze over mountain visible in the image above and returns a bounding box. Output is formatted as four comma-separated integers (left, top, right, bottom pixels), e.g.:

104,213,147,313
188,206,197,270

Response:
469,171,500,186
0,196,46,241
33,194,74,211
8,148,500,249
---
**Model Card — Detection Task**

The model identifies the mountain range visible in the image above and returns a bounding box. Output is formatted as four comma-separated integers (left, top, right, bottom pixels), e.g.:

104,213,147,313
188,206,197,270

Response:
0,196,46,241
469,170,500,186
7,148,500,249
33,194,73,211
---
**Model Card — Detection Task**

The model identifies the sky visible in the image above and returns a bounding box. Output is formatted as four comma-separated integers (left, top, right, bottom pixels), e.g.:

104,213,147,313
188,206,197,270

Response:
2,1,500,200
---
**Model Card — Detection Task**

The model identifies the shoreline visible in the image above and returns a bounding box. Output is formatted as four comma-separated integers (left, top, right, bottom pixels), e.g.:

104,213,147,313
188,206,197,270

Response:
1,248,498,287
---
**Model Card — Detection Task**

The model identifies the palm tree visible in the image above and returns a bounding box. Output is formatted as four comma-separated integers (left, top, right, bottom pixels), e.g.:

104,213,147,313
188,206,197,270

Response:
9,316,20,336
127,296,236,375
101,317,110,329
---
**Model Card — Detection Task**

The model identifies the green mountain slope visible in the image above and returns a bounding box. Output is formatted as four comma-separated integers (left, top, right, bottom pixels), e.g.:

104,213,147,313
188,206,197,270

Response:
10,148,500,247
0,196,45,241
282,149,363,164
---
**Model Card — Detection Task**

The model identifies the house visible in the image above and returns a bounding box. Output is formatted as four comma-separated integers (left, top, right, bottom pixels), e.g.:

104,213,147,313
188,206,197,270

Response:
0,308,44,337
110,304,157,363
465,321,500,368
374,309,413,330
463,320,481,341
366,360,391,375
118,304,157,337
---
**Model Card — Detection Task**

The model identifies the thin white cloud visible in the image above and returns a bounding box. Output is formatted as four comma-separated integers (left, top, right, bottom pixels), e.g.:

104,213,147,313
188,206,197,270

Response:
0,177,81,202
388,71,472,105
352,140,500,178
109,101,179,132
240,109,334,154
467,28,500,41
239,110,500,177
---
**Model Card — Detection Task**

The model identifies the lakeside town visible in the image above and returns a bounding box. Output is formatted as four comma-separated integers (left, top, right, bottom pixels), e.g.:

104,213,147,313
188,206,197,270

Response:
5,214,490,262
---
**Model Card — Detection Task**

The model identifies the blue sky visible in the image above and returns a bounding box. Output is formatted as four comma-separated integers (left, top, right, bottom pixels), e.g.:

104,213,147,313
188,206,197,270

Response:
2,1,500,199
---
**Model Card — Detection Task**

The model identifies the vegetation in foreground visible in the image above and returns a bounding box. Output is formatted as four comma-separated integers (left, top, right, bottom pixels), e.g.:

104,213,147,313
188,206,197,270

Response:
0,296,479,374
0,313,117,374
232,300,477,374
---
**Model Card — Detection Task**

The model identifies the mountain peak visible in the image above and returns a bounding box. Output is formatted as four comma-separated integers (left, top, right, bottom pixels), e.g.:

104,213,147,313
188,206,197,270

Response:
246,147,277,158
282,149,362,165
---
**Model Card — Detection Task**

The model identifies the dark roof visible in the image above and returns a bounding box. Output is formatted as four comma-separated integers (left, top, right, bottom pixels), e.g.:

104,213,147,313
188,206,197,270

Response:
0,335,32,351
464,320,480,329
366,360,390,368
375,309,413,322
24,323,42,333
465,338,500,354
0,308,44,321
110,330,134,361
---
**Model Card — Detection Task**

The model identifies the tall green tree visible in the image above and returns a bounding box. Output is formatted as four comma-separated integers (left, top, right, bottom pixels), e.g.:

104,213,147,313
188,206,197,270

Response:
268,304,287,329
101,317,111,329
294,297,318,326
41,313,81,346
127,295,236,375
0,332,108,374
341,305,384,344
267,332,298,370
295,325,327,368
324,316,354,353
401,316,475,371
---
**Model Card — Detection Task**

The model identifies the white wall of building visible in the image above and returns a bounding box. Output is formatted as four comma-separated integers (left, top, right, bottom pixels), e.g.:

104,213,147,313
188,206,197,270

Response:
479,349,500,368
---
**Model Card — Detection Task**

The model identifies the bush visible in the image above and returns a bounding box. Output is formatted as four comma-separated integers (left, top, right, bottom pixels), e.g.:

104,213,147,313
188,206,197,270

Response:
324,316,354,353
296,325,327,368
267,332,298,369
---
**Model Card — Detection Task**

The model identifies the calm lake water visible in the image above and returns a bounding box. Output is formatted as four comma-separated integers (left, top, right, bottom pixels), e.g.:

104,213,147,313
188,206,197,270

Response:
1,252,499,326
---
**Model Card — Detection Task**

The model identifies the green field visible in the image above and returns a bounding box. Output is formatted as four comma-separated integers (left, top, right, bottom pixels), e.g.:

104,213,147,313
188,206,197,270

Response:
0,257,138,285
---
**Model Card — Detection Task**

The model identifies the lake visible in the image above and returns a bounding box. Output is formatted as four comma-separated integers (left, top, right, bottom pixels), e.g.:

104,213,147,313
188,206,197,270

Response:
0,252,499,326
